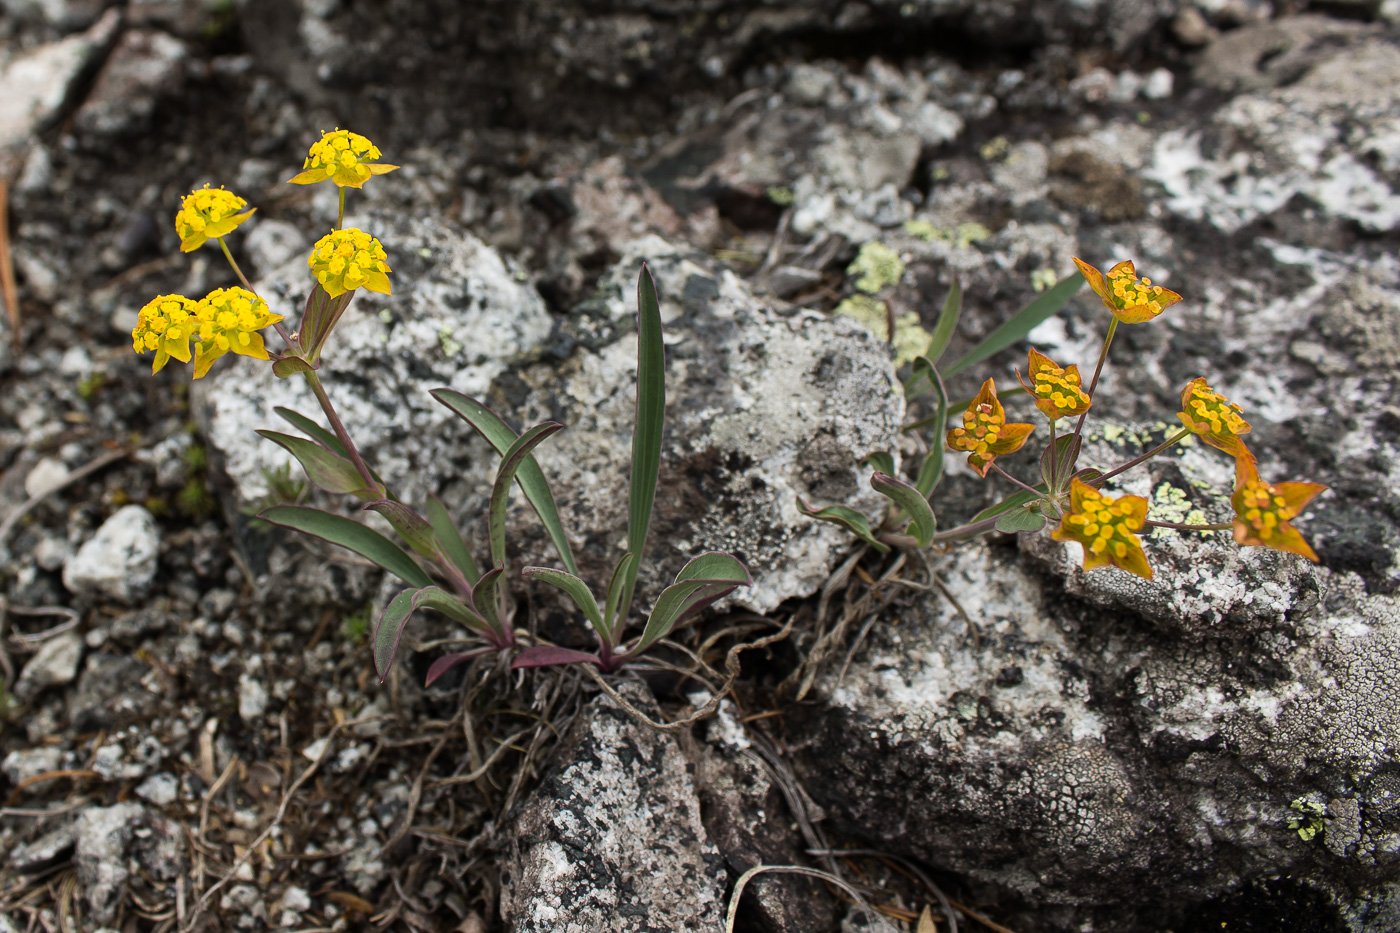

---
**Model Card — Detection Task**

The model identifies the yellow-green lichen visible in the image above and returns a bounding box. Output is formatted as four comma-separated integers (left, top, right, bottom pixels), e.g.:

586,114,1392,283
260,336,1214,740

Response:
1031,268,1059,292
834,295,932,367
1288,798,1326,842
848,241,905,294
901,220,991,249
766,185,795,206
1149,482,1213,538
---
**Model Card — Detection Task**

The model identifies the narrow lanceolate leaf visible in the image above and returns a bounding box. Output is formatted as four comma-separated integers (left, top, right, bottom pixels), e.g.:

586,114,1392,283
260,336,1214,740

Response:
429,389,578,576
275,406,345,457
364,500,440,561
257,430,378,499
259,505,433,588
602,552,637,646
523,567,606,640
944,272,1084,377
488,422,564,570
926,278,962,365
861,450,896,478
469,564,506,635
621,263,666,626
424,494,480,585
511,645,603,669
631,552,751,656
425,646,494,685
972,487,1048,523
911,356,948,497
796,498,890,554
372,585,489,682
871,472,937,547
995,507,1048,534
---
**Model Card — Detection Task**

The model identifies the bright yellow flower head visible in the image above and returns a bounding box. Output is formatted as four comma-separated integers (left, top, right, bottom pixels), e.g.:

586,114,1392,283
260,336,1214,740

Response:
1231,457,1326,562
132,294,198,373
1024,347,1091,421
192,287,284,379
308,228,392,298
1177,377,1251,458
288,129,400,189
946,378,1035,478
1052,478,1152,579
1072,257,1182,324
175,185,256,253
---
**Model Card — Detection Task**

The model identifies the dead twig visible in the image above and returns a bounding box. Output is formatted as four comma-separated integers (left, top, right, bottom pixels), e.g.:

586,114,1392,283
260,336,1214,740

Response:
725,865,898,933
0,447,132,550
807,848,960,933
0,178,19,353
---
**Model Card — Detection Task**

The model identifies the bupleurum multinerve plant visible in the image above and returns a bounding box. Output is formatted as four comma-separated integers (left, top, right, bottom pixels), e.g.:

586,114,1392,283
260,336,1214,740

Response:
133,131,748,684
801,256,1328,578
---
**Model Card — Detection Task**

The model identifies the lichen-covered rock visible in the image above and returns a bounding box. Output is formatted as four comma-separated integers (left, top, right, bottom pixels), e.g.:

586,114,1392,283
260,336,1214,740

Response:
75,802,184,924
793,542,1400,932
499,680,727,933
62,505,160,604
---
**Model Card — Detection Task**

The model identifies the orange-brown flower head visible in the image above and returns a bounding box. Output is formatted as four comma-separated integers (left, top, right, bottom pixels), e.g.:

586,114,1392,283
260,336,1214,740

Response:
1024,347,1091,421
1072,257,1182,324
1052,478,1152,579
1230,457,1326,561
1177,377,1251,458
945,378,1035,478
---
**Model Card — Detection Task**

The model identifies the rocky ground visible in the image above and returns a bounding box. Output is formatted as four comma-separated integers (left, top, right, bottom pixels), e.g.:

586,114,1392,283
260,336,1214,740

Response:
2,1,1399,931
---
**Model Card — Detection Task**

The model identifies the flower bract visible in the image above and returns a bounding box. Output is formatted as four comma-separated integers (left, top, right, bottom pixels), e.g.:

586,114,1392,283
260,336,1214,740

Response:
1231,457,1326,561
1025,347,1091,421
1072,257,1181,324
1052,478,1152,579
946,378,1034,478
308,228,392,298
132,294,198,373
192,287,284,379
288,129,399,188
175,185,255,253
1178,377,1251,458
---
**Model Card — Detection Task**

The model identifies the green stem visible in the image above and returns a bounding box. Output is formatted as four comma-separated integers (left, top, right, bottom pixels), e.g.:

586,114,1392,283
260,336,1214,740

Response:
991,462,1041,496
1146,520,1231,532
220,236,296,350
302,370,377,491
1068,316,1118,468
1093,428,1191,487
1047,417,1059,490
337,187,345,231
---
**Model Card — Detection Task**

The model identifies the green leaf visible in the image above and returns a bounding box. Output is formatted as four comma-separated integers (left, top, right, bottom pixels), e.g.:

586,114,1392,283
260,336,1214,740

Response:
796,498,890,554
995,508,1048,533
1040,433,1082,493
943,272,1084,377
469,565,505,632
861,451,896,477
256,430,379,499
488,422,564,570
272,356,316,378
363,500,440,561
275,407,345,457
260,505,433,588
300,285,355,363
911,357,948,497
523,567,606,640
424,494,480,586
927,278,962,364
631,552,751,656
602,552,637,645
372,585,487,682
972,487,1048,523
430,390,578,576
620,263,666,626
871,472,937,547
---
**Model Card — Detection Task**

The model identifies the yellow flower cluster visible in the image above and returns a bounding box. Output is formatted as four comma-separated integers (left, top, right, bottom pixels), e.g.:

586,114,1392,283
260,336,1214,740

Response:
1053,479,1151,579
308,228,392,298
288,128,400,189
175,185,255,252
131,288,283,379
1231,458,1326,562
1177,378,1251,458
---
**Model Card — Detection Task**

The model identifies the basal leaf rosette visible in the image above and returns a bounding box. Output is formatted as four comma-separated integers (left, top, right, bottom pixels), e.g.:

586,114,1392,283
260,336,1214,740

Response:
308,228,392,298
1024,347,1090,421
1231,457,1326,561
132,294,198,373
288,128,399,189
192,286,284,379
1072,257,1181,324
175,184,256,252
1178,377,1251,458
1052,478,1152,579
945,378,1034,478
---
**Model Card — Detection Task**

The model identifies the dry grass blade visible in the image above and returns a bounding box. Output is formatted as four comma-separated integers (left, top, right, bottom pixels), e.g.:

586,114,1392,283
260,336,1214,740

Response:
0,178,18,353
725,865,898,933
807,847,960,933
0,447,131,549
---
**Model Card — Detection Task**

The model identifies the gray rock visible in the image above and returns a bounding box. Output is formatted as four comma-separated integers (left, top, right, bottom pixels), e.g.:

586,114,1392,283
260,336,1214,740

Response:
0,8,120,156
500,680,727,932
793,541,1400,931
62,505,160,604
14,632,83,700
10,821,77,873
1,745,64,784
135,772,180,807
75,802,145,923
243,219,311,279
69,653,159,730
73,28,189,138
